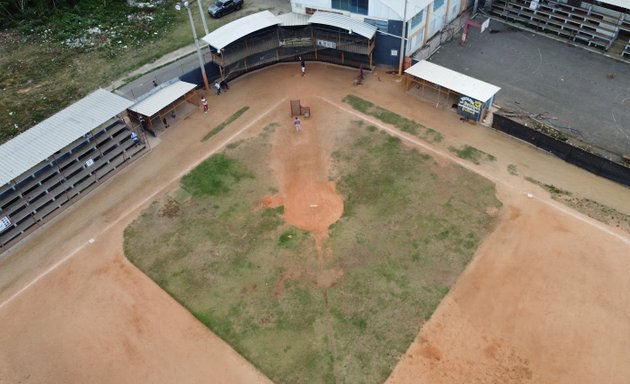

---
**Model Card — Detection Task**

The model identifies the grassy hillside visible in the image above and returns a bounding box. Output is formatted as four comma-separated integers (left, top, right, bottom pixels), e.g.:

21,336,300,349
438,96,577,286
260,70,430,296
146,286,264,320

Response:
0,0,265,143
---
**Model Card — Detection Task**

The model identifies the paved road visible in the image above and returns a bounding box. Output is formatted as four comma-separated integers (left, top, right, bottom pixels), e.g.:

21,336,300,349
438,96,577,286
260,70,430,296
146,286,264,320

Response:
429,18,630,156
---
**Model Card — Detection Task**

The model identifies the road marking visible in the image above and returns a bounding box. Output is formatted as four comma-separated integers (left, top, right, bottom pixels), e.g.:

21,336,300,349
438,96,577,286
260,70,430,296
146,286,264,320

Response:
0,98,287,311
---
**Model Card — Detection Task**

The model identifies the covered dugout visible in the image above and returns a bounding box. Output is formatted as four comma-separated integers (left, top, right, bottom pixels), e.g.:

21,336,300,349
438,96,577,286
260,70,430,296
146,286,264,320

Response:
0,90,143,252
405,60,501,122
202,10,377,81
128,80,199,136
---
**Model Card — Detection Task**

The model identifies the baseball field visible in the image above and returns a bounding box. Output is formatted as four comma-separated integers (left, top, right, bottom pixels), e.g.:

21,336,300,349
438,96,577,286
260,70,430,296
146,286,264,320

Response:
1,64,629,384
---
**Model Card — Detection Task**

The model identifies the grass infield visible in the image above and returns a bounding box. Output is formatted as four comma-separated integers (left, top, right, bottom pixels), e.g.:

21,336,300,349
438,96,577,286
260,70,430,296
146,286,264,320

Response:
125,115,500,384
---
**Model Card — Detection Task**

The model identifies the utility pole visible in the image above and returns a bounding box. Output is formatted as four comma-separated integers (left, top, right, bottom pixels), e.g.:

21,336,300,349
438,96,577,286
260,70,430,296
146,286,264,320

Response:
176,2,210,91
196,0,209,35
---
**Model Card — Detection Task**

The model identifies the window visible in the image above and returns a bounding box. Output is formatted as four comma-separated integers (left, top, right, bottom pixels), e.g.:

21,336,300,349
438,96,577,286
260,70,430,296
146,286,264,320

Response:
331,0,368,15
433,0,445,11
410,10,424,29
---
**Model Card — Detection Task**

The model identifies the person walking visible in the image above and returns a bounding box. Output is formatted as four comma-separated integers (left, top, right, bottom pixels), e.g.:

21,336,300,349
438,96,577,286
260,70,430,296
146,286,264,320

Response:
214,82,221,95
300,57,305,76
294,116,301,133
201,96,209,113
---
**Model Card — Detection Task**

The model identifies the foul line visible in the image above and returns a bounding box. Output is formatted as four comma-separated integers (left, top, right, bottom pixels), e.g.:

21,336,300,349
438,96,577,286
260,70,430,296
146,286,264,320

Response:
0,98,287,311
320,96,630,245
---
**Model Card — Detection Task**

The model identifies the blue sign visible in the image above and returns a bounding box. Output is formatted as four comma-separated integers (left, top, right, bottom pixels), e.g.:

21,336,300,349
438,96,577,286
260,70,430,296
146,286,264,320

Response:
457,96,483,121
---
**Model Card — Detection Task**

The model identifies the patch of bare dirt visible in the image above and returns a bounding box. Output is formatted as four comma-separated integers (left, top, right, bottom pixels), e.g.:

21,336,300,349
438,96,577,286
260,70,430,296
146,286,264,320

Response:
259,194,283,209
316,267,344,289
268,103,345,246
386,188,630,384
273,265,303,296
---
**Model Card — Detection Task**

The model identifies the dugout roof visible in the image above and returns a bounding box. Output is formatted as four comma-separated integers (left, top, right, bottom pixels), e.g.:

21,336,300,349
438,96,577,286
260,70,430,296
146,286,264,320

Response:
128,81,197,117
309,11,377,39
276,12,310,26
0,89,133,187
405,60,501,102
202,10,281,50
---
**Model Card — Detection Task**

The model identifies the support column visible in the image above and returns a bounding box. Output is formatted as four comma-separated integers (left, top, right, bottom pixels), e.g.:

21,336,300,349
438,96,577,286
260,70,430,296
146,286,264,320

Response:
424,5,431,45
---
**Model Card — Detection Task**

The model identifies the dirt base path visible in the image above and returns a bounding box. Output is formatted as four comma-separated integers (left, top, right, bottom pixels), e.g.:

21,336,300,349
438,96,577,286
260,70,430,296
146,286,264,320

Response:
0,64,629,383
0,225,272,384
385,186,630,384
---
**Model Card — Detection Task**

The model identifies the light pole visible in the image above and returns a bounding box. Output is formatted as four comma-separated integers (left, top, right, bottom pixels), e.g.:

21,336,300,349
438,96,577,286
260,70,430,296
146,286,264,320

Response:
196,0,209,35
176,1,210,91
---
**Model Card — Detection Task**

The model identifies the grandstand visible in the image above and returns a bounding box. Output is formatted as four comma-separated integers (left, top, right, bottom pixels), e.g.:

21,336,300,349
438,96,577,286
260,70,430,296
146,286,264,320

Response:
490,0,630,59
201,10,377,81
0,90,145,252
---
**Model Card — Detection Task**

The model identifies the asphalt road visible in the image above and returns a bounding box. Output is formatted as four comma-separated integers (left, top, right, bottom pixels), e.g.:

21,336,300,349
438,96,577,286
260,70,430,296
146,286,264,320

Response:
428,18,630,156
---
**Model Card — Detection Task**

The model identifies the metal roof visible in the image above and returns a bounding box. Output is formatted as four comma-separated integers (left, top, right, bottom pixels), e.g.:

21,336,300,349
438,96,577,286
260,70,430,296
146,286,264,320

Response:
0,89,133,187
128,81,197,117
276,12,310,26
405,60,501,102
201,10,281,50
596,0,628,9
309,11,377,39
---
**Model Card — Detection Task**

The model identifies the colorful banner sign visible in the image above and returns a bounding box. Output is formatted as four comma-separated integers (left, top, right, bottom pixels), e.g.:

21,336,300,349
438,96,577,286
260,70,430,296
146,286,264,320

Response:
457,96,483,121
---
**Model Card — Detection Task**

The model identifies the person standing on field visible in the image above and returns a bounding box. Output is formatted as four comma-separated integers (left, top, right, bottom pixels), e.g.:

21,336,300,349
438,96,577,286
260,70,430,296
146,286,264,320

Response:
294,116,301,133
214,82,221,95
300,57,305,76
201,96,208,113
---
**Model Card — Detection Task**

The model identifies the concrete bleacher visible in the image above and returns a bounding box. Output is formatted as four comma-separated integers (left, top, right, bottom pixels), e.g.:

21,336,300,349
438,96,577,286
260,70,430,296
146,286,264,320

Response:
491,0,626,53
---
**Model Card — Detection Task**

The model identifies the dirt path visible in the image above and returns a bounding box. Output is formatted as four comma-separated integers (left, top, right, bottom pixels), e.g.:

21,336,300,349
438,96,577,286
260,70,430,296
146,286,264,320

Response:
386,186,630,384
0,223,272,384
0,64,629,383
267,98,344,247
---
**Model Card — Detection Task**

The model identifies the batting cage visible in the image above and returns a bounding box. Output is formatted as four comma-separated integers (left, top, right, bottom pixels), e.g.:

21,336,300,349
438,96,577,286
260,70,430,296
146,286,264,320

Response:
202,10,377,82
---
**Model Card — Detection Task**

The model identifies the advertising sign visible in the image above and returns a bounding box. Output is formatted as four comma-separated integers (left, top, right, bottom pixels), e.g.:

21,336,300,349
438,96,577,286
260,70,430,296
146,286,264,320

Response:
279,37,312,47
457,96,483,121
316,39,337,49
0,216,11,232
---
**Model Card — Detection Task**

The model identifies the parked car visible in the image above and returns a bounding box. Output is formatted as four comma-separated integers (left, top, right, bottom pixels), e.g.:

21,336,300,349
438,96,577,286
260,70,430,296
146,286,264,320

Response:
208,0,243,18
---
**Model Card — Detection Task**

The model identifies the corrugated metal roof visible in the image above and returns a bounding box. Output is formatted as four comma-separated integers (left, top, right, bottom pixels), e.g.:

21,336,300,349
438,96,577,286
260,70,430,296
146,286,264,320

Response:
128,81,197,117
0,89,133,187
201,10,281,50
276,12,310,26
309,11,377,39
405,60,501,102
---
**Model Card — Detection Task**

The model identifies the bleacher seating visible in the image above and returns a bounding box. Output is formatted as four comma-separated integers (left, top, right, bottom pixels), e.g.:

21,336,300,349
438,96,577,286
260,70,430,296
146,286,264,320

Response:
491,0,623,52
0,120,147,250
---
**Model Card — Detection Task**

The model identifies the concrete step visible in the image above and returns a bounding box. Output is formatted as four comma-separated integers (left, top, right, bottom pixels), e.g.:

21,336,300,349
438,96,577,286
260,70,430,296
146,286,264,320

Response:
608,38,627,55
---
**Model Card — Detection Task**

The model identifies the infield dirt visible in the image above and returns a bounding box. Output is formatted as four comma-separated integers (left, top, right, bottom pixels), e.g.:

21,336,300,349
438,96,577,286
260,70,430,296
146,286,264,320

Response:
0,64,629,383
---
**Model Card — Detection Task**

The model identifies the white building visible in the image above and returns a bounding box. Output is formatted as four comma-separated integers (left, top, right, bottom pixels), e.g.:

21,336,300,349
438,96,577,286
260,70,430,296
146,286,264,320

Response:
290,0,474,62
